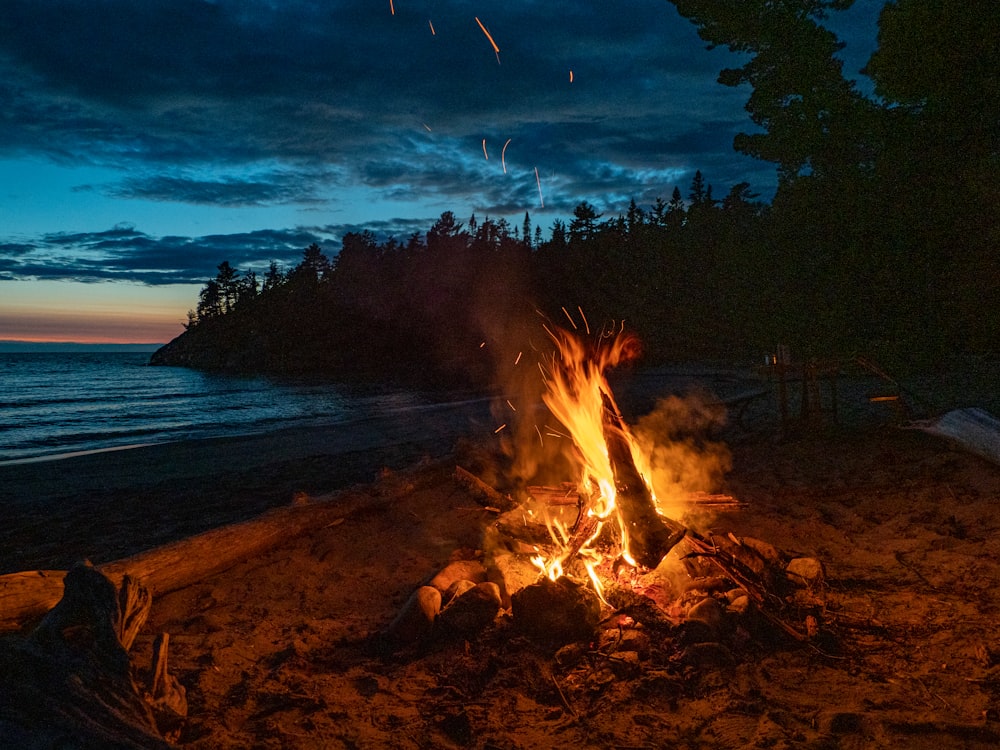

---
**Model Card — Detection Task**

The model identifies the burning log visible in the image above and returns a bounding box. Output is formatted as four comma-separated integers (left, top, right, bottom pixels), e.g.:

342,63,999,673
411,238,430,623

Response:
601,390,686,569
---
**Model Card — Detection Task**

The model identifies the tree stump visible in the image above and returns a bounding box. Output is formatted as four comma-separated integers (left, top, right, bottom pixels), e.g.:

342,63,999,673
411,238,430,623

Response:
0,562,170,748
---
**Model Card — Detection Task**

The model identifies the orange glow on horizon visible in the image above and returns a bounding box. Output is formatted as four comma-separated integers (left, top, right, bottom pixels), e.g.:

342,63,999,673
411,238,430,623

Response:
0,280,193,345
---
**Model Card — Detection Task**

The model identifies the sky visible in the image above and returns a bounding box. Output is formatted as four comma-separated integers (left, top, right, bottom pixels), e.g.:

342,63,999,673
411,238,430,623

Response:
0,0,885,346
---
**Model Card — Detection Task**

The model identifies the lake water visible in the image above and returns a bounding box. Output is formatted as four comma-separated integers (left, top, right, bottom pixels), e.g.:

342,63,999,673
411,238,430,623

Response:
0,352,451,465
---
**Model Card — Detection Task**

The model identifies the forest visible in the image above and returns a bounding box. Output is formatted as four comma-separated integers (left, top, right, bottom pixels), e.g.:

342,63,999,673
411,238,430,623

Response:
151,0,998,387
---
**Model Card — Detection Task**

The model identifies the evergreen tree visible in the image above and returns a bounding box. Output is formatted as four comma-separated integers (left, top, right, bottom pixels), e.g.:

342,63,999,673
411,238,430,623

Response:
262,260,285,292
568,201,601,244
665,186,686,230
214,261,240,313
669,0,872,185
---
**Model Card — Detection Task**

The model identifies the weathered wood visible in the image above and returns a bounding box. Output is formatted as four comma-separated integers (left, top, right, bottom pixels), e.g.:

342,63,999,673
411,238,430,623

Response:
0,569,67,632
1,497,352,633
454,465,516,510
0,562,170,748
147,632,188,743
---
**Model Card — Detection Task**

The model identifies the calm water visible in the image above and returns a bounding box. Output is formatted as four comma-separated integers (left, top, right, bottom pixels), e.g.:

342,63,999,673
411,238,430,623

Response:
0,352,441,465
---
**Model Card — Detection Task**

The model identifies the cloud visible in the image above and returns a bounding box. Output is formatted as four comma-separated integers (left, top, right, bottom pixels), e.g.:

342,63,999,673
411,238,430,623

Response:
78,167,339,207
0,0,781,212
0,223,352,285
0,0,881,295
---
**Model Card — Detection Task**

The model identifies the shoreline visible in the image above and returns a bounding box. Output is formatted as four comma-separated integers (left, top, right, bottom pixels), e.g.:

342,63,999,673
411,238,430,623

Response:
0,398,496,574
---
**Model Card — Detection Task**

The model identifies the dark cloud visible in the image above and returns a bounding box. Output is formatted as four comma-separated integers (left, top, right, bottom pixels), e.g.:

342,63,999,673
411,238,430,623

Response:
1,224,357,285
0,0,882,284
79,169,336,206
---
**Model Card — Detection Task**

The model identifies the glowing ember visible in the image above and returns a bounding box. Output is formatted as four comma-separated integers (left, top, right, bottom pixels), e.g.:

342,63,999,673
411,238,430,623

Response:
475,17,501,64
501,138,511,174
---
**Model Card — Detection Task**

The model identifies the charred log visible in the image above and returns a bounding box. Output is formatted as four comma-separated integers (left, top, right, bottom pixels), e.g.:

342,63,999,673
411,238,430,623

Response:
601,390,685,569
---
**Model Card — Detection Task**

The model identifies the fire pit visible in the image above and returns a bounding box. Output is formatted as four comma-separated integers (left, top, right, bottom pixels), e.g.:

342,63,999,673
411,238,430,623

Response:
384,320,827,653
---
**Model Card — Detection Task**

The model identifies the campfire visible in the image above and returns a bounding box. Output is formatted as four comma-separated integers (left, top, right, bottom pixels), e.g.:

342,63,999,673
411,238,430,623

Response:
385,320,828,652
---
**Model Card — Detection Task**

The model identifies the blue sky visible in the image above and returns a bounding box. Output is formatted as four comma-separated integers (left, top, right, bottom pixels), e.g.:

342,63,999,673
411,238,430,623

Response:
0,0,885,344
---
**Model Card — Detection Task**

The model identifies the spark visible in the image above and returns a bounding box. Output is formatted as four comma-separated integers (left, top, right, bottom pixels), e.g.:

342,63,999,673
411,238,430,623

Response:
480,341,486,348
534,167,544,207
389,0,394,15
475,16,501,64
578,306,590,334
534,424,544,446
482,138,489,160
569,69,574,83
506,399,517,412
429,19,435,34
423,123,432,132
514,350,522,365
501,138,511,174
494,423,507,434
561,306,578,329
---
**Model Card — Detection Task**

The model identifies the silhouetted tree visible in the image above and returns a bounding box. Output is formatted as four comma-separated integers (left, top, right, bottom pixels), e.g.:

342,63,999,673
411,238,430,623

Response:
290,243,332,283
262,261,285,292
670,0,873,185
568,202,601,244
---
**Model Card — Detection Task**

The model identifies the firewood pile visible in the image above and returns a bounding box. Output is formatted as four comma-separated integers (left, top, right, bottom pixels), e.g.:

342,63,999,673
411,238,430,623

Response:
382,324,828,662
379,464,829,659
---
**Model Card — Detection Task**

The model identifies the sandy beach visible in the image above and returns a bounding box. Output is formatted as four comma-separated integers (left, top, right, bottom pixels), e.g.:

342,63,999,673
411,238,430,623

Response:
0,396,495,573
5,367,1000,748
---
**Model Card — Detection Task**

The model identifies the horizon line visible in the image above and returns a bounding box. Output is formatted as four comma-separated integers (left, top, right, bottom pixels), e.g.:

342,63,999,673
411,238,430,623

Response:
0,340,165,352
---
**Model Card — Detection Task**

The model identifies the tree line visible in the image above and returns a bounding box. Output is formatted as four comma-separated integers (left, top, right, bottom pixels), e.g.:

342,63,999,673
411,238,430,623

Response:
160,0,998,383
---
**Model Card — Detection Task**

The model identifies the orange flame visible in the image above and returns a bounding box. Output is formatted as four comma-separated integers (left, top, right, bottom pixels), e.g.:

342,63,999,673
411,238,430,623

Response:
529,321,648,599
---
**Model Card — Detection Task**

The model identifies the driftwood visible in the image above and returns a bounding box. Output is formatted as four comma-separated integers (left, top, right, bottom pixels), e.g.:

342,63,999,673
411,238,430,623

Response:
1,495,352,633
0,562,171,748
146,632,188,743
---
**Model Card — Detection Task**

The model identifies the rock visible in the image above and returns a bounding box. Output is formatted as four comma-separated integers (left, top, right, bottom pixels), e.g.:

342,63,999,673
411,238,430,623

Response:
686,596,726,638
609,650,642,678
727,595,751,615
815,710,864,735
444,579,477,604
429,560,487,594
486,551,539,604
739,536,784,566
437,582,503,636
725,587,750,603
512,577,602,645
681,641,735,668
382,586,441,647
786,557,825,588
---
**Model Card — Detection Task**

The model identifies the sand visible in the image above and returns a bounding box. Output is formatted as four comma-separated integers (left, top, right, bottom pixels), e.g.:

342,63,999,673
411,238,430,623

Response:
5,370,1000,748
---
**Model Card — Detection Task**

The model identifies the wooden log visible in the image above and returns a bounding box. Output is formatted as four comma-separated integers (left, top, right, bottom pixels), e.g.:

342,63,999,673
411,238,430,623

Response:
454,465,516,511
601,390,685,569
0,496,353,633
0,562,170,748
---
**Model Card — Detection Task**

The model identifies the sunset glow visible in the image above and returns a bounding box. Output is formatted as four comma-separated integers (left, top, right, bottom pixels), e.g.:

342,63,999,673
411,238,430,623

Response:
0,281,194,344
